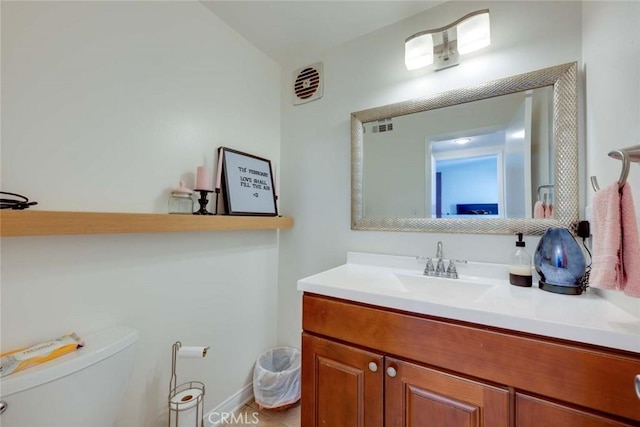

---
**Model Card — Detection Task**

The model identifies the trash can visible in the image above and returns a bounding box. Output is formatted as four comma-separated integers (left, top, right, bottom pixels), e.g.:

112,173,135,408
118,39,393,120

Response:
253,347,301,409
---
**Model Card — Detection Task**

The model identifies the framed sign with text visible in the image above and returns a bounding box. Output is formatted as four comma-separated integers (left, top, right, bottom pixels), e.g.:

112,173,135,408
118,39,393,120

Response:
219,147,278,216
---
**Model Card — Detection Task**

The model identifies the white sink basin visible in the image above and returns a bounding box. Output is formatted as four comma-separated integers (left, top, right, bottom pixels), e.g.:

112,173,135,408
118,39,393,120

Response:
392,271,496,301
297,252,640,353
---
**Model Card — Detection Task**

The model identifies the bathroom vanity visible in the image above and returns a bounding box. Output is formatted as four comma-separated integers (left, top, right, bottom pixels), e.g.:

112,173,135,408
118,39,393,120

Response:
298,253,640,426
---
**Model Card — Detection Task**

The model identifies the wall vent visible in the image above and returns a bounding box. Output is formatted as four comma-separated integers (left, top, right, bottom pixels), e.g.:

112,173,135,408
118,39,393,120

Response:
292,63,323,105
371,119,394,133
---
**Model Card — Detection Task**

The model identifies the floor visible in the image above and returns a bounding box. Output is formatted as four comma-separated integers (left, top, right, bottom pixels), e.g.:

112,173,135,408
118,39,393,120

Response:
222,400,300,427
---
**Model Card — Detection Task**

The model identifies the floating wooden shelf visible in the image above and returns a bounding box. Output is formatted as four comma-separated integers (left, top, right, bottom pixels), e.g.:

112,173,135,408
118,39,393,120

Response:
0,210,293,237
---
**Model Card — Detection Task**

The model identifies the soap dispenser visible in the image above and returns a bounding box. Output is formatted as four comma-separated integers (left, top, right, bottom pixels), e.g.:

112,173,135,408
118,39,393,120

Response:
510,233,532,287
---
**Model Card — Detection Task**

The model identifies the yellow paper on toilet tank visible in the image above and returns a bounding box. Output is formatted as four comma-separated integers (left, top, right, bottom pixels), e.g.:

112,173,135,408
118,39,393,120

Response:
0,333,84,377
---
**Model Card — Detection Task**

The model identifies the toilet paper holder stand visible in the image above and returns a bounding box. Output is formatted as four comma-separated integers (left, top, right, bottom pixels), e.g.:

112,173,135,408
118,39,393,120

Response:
168,341,209,427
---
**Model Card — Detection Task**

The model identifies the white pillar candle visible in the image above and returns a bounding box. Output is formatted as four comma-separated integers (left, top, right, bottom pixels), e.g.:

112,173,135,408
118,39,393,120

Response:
195,166,212,191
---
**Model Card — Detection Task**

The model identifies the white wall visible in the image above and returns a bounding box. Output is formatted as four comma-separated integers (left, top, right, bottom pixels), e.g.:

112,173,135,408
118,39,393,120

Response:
1,2,281,426
582,1,640,313
277,0,585,347
583,1,640,207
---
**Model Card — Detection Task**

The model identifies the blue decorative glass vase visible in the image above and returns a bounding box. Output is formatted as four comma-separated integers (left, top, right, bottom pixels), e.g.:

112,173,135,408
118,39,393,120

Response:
534,228,586,295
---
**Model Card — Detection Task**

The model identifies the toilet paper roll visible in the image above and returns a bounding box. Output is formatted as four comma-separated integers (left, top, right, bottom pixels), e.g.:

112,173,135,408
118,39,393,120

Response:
177,346,209,359
169,388,203,427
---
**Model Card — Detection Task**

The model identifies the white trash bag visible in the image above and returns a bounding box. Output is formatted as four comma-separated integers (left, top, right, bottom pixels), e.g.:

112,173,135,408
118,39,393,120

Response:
253,347,301,409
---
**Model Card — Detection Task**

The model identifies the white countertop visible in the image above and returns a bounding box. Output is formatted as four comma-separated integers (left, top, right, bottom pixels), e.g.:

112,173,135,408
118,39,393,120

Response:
297,252,640,354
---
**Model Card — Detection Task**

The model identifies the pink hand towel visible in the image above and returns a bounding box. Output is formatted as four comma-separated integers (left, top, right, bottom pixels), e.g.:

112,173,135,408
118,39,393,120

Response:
545,203,554,219
533,200,545,219
620,184,640,297
589,182,622,290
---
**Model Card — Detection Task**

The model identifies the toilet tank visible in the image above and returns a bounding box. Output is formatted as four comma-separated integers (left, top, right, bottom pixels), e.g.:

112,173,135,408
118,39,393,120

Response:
0,327,138,427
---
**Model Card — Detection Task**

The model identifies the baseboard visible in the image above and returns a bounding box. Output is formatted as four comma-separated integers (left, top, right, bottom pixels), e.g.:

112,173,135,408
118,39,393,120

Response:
203,383,254,427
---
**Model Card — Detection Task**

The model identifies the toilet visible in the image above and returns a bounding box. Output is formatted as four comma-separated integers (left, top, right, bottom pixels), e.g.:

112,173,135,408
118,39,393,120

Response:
0,327,138,427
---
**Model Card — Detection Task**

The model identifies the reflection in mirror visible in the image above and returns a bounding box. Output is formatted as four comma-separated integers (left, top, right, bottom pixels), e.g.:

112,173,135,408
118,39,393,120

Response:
351,62,578,235
362,87,554,219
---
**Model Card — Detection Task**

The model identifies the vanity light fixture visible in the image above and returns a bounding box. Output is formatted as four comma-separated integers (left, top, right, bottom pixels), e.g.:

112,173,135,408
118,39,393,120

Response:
405,9,491,71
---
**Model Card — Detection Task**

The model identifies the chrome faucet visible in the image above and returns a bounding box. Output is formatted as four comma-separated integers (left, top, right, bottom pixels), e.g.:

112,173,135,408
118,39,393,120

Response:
423,241,445,277
423,258,435,276
447,259,458,279
434,241,446,276
423,241,466,279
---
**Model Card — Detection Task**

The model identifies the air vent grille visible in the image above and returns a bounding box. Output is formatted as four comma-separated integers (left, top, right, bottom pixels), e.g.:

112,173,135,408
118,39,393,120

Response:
371,119,394,133
292,62,323,105
295,68,320,99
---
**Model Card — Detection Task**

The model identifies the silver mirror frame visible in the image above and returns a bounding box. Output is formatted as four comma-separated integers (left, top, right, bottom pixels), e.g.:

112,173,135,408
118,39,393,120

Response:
351,62,578,235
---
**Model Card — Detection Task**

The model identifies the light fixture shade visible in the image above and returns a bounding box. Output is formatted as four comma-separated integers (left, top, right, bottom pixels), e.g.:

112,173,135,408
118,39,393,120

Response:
405,34,434,70
457,12,491,55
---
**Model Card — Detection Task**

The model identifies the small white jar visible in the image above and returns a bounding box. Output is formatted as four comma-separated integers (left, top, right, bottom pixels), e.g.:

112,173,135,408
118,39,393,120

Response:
169,181,194,214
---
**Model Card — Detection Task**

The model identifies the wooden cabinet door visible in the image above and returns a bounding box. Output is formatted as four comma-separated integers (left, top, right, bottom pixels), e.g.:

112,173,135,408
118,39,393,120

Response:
385,357,509,427
516,393,636,427
301,333,384,427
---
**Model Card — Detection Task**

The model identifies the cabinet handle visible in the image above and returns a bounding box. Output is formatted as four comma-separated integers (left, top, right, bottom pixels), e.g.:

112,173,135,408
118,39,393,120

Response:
387,366,397,378
368,362,378,372
635,374,640,400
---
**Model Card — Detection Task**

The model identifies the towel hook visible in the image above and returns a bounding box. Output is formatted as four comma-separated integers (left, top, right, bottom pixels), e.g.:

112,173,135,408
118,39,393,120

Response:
590,149,631,192
610,149,631,186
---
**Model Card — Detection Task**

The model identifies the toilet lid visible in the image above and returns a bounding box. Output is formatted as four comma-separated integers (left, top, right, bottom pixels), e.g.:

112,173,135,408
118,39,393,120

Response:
1,327,138,398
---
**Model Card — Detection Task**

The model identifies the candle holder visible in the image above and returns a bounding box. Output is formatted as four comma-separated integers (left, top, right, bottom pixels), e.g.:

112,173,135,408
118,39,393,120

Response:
213,188,221,215
193,189,213,215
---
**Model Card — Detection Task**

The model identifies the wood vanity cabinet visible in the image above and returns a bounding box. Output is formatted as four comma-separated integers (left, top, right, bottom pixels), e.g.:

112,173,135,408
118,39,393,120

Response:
301,293,640,427
384,356,509,426
515,394,634,427
302,334,383,426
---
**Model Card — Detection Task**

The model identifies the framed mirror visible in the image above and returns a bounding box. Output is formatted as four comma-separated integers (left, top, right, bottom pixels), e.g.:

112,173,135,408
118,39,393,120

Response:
351,62,578,235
